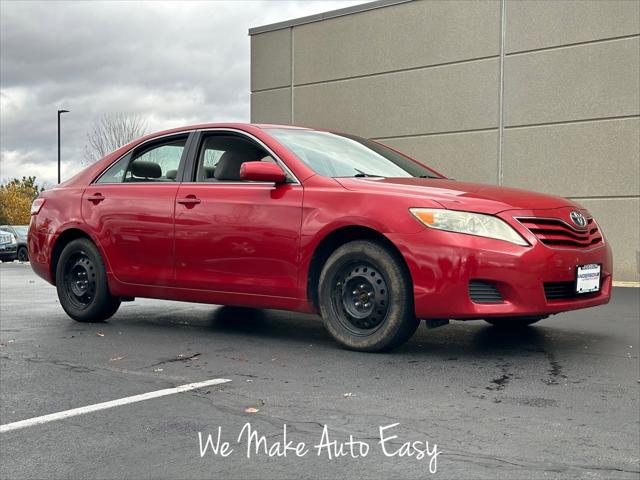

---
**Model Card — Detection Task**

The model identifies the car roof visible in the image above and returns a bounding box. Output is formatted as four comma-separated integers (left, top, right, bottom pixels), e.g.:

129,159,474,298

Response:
126,123,312,147
254,124,310,130
151,122,309,136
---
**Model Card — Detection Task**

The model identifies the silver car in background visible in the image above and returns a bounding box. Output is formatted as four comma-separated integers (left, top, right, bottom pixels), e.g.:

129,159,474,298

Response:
0,229,17,262
0,225,28,261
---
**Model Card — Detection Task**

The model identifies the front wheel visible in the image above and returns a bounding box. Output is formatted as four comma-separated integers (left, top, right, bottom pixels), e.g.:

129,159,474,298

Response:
484,316,545,328
55,238,120,322
17,246,29,262
318,240,419,352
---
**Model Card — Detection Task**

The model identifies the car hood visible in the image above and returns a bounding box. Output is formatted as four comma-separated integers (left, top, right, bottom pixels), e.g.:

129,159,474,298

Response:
334,177,578,214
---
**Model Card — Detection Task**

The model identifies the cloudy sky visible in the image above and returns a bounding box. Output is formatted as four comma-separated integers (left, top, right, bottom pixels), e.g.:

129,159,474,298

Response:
0,0,368,186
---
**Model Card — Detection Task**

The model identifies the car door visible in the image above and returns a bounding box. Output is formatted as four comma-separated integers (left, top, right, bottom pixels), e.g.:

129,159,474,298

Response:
82,133,192,286
173,131,303,298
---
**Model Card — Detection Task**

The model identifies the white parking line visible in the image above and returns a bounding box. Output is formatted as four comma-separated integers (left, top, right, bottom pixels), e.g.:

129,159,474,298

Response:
0,378,231,434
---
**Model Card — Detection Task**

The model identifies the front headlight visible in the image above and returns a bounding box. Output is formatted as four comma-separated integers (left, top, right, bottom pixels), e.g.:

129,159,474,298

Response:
9,234,17,245
410,208,528,246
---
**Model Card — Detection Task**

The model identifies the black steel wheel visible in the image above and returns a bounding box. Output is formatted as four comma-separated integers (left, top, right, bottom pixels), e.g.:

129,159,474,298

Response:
56,238,120,322
62,251,97,310
319,240,419,352
331,262,389,335
17,247,29,262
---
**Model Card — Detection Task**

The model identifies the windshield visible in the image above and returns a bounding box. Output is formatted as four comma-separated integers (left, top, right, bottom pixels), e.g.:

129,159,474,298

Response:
266,129,440,179
1,226,27,237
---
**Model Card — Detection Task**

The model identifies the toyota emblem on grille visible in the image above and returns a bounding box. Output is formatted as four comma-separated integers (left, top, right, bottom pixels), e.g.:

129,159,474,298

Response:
569,211,587,228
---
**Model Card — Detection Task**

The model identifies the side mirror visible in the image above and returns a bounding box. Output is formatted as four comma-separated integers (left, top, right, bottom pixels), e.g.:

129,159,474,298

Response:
240,161,287,184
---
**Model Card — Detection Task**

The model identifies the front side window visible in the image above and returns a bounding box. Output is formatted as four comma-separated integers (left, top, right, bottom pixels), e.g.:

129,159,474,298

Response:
195,135,271,182
96,135,187,183
266,128,439,179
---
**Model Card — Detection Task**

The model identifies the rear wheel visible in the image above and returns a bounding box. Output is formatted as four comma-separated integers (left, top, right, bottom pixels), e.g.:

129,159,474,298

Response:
17,246,29,262
484,316,544,328
55,238,120,322
318,240,419,352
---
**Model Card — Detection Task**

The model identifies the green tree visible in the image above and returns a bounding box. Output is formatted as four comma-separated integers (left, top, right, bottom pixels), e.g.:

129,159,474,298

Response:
0,176,44,225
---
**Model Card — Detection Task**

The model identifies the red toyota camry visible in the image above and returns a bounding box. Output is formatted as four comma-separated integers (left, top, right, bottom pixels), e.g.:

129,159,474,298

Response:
28,123,612,352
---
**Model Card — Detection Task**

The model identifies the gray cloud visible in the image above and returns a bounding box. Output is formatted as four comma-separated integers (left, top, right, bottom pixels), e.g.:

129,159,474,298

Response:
1,0,368,185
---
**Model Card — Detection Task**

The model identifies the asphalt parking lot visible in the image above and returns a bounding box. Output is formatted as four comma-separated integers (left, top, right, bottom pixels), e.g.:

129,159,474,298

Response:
0,262,638,479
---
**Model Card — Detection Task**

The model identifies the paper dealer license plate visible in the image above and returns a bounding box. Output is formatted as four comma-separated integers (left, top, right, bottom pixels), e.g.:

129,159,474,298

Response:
576,264,601,294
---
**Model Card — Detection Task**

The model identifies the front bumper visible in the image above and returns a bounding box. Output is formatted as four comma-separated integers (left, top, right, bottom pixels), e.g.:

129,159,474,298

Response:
0,244,18,261
388,225,612,320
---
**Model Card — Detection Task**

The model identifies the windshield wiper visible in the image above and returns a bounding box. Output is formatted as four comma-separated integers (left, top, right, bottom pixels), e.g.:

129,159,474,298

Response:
353,169,382,178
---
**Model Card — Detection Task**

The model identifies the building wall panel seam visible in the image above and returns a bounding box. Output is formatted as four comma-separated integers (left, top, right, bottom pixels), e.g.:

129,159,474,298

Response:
373,127,499,141
507,32,640,57
505,114,640,130
569,196,640,200
252,85,292,94
289,54,501,88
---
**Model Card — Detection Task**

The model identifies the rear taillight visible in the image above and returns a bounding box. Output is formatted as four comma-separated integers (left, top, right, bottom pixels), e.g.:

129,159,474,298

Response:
31,198,45,215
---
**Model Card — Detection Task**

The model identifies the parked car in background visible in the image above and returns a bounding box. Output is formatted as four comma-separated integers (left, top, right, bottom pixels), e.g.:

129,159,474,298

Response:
0,229,18,262
0,225,29,261
28,123,612,352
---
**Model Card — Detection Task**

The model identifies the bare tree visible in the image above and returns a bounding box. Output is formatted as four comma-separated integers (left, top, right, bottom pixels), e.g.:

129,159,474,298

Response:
83,113,147,164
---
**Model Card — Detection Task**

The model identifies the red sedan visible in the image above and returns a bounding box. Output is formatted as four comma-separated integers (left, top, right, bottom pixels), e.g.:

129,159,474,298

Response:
28,123,612,351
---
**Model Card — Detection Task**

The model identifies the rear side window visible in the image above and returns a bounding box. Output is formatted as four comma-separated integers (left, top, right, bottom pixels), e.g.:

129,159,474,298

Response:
95,135,188,184
96,155,130,183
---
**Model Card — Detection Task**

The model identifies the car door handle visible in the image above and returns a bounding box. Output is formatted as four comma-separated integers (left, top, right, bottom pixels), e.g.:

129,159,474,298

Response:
177,196,201,206
86,193,105,204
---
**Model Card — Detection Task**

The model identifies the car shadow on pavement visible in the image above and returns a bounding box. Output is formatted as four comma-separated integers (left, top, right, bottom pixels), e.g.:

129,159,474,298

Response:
468,325,559,353
110,304,615,362
201,306,612,359
204,306,334,345
399,321,612,361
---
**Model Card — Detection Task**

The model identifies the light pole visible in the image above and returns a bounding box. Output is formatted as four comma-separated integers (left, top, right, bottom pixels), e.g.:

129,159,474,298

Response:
57,109,69,184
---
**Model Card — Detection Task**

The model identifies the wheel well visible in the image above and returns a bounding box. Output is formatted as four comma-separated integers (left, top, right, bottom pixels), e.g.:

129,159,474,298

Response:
306,226,412,310
50,229,93,285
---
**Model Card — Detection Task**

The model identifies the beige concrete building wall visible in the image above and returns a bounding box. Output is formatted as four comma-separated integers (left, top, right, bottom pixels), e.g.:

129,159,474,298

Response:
250,0,640,281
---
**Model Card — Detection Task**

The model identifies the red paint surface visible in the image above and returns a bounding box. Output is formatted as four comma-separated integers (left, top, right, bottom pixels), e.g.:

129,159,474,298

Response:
29,123,612,319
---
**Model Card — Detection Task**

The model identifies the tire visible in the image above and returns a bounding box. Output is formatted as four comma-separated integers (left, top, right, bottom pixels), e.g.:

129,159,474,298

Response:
55,238,120,322
318,240,419,352
484,316,544,328
17,247,29,262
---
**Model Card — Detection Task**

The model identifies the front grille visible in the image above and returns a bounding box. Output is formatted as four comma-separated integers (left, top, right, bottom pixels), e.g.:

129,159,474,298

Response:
544,281,599,301
517,217,602,249
469,280,503,304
